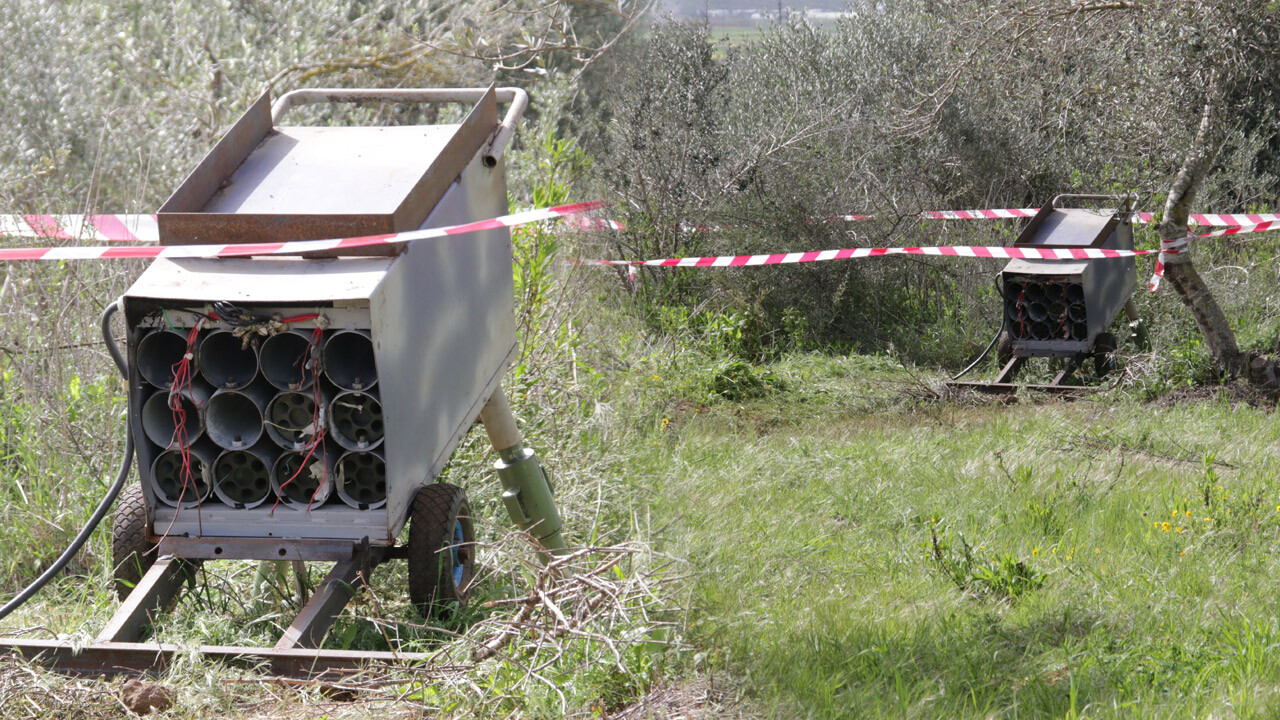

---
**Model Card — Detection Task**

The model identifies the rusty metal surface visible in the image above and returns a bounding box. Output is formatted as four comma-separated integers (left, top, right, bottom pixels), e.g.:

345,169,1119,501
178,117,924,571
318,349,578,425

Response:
947,381,1094,395
0,638,434,678
158,536,386,562
95,558,196,644
1014,208,1120,249
157,89,499,252
275,556,373,650
0,544,421,678
161,92,274,220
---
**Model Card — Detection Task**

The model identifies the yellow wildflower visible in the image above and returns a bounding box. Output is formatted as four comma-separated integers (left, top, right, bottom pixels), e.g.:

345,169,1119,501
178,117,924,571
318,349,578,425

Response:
1032,548,1040,556
1162,522,1171,532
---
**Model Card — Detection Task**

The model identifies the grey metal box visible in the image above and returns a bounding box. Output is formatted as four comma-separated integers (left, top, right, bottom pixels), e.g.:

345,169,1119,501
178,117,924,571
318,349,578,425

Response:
1000,206,1136,357
122,151,515,545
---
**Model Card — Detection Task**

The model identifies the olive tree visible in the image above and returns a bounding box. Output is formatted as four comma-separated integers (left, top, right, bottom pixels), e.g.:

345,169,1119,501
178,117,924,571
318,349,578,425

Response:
906,0,1280,383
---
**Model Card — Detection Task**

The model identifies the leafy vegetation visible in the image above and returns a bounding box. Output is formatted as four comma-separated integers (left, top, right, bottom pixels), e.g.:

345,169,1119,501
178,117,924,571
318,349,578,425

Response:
4,0,1280,718
640,354,1280,717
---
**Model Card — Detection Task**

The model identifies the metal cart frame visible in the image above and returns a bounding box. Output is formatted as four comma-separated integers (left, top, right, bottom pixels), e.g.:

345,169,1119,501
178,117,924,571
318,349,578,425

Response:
0,87,566,678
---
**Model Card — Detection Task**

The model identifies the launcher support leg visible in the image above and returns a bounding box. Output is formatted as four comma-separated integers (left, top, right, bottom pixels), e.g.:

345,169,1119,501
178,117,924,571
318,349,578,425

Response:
479,386,567,553
1123,299,1151,351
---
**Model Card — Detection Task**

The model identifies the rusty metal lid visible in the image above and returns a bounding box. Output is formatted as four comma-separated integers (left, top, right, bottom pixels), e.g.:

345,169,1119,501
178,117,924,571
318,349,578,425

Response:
157,88,500,253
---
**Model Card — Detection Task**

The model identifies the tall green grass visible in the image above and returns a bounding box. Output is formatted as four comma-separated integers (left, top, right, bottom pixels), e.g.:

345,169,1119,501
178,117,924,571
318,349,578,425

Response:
640,353,1280,718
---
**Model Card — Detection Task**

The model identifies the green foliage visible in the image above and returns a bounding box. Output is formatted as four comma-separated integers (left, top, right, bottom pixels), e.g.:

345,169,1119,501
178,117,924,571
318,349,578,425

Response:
925,520,1045,604
643,352,1280,718
707,359,783,402
590,4,1280,378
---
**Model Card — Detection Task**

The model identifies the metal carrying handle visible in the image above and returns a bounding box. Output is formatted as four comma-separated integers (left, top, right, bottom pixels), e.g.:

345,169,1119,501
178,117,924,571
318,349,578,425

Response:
270,87,529,167
1051,193,1139,213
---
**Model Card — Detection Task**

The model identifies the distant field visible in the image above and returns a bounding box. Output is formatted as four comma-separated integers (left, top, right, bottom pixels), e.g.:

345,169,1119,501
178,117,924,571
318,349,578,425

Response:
704,18,839,44
708,22,767,43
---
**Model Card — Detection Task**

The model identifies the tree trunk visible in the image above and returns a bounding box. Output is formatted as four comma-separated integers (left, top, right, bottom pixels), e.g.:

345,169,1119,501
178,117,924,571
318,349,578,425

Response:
1155,102,1275,384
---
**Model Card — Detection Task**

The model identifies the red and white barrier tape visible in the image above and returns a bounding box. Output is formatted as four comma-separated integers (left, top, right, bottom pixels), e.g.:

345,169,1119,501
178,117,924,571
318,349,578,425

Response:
582,219,1280,292
1199,219,1280,237
1148,235,1191,292
1146,220,1280,290
3,208,1276,243
662,210,1280,233
583,245,1162,268
0,214,159,242
916,210,1280,225
885,209,1280,225
0,202,603,261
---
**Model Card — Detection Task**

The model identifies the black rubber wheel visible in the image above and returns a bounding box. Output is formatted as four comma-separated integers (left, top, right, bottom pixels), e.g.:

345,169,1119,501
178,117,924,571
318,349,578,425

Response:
996,330,1014,367
408,483,475,619
111,483,153,600
1093,332,1119,377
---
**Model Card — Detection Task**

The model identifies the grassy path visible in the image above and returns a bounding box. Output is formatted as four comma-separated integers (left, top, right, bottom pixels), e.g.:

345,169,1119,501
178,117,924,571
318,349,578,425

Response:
642,355,1280,718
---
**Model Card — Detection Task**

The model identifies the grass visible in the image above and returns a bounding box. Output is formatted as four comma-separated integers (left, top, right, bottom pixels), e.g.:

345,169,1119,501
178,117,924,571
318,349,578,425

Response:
5,295,1280,718
632,352,1280,718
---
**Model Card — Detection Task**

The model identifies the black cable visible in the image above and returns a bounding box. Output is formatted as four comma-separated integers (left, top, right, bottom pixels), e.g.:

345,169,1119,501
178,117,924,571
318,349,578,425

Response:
209,300,271,328
951,275,1007,381
0,300,134,621
102,298,127,376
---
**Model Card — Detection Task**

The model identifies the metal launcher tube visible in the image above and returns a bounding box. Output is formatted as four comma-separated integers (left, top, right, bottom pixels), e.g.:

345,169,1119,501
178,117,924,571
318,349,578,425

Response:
199,330,261,389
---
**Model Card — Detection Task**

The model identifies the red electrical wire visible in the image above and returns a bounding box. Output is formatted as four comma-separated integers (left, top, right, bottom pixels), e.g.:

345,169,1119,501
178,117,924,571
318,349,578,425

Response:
160,320,204,537
270,324,327,514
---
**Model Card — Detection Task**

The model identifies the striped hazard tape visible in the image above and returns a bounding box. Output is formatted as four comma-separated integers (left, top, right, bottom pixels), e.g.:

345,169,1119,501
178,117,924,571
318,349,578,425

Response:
1148,219,1280,291
0,202,603,261
581,219,1280,291
916,210,1280,225
584,245,1163,267
1,207,1275,242
0,214,159,242
655,210,1280,233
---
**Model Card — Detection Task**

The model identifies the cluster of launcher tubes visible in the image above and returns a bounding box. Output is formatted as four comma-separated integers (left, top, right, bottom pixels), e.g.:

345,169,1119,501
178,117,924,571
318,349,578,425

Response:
1004,277,1090,342
137,320,387,512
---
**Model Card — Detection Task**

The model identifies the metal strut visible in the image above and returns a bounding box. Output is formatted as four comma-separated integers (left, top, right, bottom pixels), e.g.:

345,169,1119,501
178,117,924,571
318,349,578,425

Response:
478,386,567,553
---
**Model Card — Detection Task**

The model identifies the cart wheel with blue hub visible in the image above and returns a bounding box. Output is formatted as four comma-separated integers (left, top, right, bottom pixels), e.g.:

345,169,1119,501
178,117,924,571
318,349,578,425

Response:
408,482,475,618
